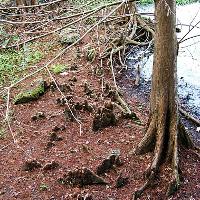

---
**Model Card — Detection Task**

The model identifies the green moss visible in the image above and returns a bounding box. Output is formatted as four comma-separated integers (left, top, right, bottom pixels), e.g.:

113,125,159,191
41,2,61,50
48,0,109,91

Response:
0,48,43,87
86,47,96,62
14,79,45,105
40,183,49,191
26,50,43,64
0,128,6,139
50,64,68,74
58,28,79,45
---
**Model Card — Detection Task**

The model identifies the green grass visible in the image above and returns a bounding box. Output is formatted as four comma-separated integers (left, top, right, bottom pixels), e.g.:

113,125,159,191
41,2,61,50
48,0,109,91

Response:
50,64,68,74
0,48,43,87
139,0,199,5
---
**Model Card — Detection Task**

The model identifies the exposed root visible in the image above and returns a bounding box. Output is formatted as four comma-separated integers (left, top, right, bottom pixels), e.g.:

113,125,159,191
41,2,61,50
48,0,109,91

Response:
178,119,194,149
115,92,131,115
134,101,185,198
179,107,200,126
135,117,156,154
132,170,156,200
137,16,155,37
167,114,180,196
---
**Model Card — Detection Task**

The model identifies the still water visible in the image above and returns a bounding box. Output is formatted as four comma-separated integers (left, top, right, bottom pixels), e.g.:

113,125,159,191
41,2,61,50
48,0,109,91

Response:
132,2,200,117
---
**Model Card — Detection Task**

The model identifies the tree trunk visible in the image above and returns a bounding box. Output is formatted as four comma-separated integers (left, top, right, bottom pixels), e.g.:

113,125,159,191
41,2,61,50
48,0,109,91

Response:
133,0,194,198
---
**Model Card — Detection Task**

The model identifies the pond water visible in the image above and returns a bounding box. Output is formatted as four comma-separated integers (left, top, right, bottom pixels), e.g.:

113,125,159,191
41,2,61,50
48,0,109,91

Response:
127,2,200,117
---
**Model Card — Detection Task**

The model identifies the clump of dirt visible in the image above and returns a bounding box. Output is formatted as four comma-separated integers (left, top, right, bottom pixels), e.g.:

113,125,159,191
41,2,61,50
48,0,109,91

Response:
64,108,76,122
70,64,79,71
96,149,122,175
59,83,73,93
56,95,73,106
22,160,42,171
31,111,45,121
46,141,56,149
115,172,129,188
52,125,66,132
77,193,93,200
74,100,93,112
69,76,77,82
92,102,117,131
83,81,93,96
58,168,108,187
43,161,59,171
49,132,63,142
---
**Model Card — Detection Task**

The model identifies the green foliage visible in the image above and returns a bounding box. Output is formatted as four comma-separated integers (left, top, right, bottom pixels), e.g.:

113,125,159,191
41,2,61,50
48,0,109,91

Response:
176,0,198,4
0,48,43,87
26,50,43,64
50,64,68,74
39,183,48,191
139,0,152,4
86,46,96,62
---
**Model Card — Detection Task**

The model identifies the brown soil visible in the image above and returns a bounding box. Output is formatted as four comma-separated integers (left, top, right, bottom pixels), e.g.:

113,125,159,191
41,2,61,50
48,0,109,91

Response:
0,16,199,200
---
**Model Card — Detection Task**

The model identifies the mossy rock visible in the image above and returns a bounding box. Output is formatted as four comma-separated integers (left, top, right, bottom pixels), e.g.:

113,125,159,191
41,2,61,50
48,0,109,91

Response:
14,78,46,105
58,28,79,45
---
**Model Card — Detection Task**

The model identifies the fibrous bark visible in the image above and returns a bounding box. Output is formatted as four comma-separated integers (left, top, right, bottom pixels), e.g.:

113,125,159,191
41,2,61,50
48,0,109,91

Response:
133,0,194,199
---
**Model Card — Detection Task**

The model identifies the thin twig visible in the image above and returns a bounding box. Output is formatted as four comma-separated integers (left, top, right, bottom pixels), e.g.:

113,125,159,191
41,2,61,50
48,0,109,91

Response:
178,20,200,44
1,0,129,49
0,0,65,10
2,0,127,143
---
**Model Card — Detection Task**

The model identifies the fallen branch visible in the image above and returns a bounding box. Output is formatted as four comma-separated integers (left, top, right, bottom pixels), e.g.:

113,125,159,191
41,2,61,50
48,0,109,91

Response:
2,0,128,146
1,0,131,49
137,16,155,37
0,19,47,25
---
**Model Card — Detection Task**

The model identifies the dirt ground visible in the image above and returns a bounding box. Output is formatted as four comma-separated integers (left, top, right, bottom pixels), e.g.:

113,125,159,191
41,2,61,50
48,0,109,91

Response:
0,29,199,200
